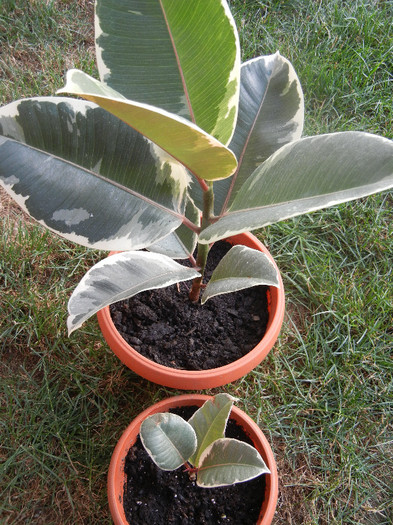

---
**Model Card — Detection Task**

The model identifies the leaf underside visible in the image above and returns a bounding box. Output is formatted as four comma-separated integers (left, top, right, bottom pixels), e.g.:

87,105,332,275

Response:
140,413,197,471
58,69,238,182
201,245,280,304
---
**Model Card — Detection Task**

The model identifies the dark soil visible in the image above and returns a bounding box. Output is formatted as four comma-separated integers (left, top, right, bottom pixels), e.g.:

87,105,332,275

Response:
110,241,269,370
122,406,267,524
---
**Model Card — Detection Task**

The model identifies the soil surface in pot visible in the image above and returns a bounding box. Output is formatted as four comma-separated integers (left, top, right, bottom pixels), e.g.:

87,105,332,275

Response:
110,242,269,370
123,406,266,524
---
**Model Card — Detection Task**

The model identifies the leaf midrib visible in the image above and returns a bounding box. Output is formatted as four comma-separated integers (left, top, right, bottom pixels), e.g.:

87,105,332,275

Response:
4,137,186,221
219,57,276,216
159,0,195,124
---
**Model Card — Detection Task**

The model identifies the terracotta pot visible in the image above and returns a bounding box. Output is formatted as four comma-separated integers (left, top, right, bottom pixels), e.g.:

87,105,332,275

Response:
108,394,278,525
97,232,285,389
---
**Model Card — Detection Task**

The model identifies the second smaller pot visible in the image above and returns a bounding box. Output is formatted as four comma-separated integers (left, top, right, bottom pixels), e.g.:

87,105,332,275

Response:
108,394,278,524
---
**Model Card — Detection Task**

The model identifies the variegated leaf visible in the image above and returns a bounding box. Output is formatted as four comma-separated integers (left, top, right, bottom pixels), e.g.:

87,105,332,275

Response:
58,70,238,182
201,132,393,243
197,438,269,488
148,198,200,259
95,0,240,145
214,53,304,214
0,98,192,250
67,251,200,334
188,393,236,467
140,413,197,471
201,245,280,304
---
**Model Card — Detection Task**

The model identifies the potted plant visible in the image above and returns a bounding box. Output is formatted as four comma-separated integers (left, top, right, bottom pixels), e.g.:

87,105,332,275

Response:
96,231,284,389
1,0,393,386
107,393,278,525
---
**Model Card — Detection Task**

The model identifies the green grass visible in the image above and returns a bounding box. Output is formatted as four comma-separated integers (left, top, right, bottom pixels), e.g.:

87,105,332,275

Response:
0,0,96,103
1,1,393,524
230,0,393,137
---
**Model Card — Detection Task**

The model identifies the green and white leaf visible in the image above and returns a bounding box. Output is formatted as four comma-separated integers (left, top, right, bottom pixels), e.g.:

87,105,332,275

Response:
95,0,241,145
0,97,191,250
201,245,280,304
58,70,238,182
214,52,304,214
140,413,197,471
148,199,200,259
201,132,393,243
147,223,197,260
67,251,200,334
188,393,236,467
197,438,270,488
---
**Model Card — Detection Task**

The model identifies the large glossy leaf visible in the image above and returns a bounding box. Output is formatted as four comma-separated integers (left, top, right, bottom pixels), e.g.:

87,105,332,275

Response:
140,413,197,471
201,245,280,304
0,97,192,250
197,438,270,487
67,250,200,334
188,393,235,467
214,53,304,214
200,132,393,243
95,0,240,145
58,70,238,182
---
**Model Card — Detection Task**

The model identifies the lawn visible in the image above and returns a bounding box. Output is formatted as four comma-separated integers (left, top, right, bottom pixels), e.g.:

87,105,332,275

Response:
1,1,392,523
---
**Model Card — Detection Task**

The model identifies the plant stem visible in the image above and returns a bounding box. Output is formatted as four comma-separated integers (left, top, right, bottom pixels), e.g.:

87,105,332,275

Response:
189,182,214,302
183,462,198,481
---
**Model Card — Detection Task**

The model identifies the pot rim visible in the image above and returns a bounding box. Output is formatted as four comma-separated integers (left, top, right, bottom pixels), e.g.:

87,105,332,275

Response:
107,394,278,525
97,232,285,389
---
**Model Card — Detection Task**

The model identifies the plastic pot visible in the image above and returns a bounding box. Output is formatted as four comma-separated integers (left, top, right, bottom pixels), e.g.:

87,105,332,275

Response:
97,232,285,389
107,394,278,525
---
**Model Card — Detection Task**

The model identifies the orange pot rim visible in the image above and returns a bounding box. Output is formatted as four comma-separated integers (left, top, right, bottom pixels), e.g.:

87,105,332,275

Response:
97,232,285,389
107,394,278,525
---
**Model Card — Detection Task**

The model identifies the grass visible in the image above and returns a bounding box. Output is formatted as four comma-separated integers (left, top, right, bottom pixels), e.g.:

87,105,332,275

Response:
1,0,392,523
0,0,96,102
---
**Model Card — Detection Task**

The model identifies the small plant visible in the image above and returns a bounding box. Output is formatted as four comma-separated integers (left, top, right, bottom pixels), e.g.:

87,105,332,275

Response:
139,394,269,487
1,0,393,335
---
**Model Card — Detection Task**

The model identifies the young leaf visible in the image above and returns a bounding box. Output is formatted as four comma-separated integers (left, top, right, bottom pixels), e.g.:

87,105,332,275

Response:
200,132,393,243
95,0,241,145
188,393,236,467
140,413,197,471
201,245,280,304
197,438,270,488
67,251,200,334
58,70,238,182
